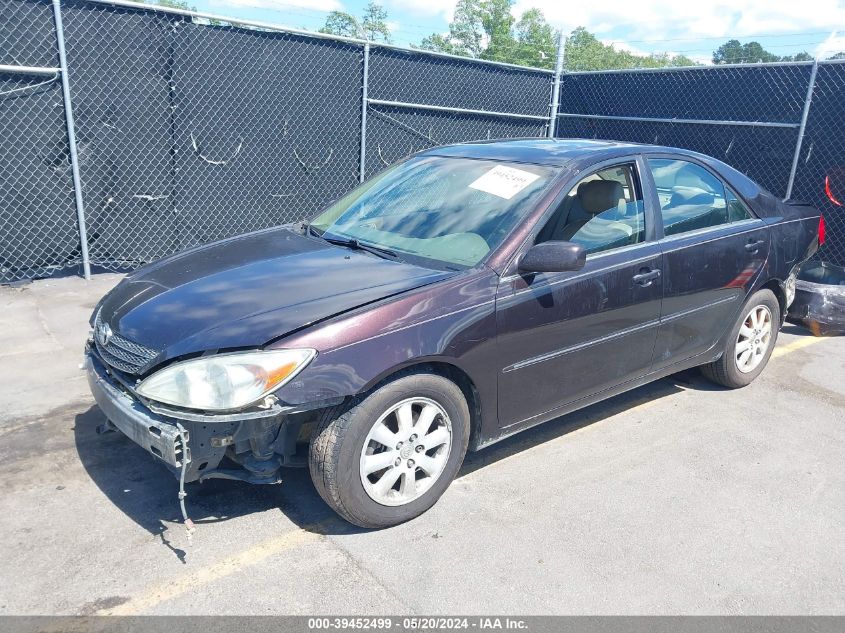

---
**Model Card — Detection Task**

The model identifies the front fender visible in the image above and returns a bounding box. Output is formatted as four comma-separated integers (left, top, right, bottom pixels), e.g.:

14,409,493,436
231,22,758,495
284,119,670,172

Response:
271,269,501,438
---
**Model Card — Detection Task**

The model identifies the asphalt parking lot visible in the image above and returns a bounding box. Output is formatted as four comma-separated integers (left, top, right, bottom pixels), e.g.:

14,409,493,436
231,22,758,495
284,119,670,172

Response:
1,274,843,615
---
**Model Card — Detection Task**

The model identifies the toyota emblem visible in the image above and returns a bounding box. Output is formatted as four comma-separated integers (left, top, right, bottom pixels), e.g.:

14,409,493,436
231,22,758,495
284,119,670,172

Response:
96,321,113,347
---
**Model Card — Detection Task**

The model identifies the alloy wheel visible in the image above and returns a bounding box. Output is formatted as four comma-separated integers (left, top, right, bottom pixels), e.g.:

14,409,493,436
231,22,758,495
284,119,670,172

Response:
359,397,452,506
735,304,773,374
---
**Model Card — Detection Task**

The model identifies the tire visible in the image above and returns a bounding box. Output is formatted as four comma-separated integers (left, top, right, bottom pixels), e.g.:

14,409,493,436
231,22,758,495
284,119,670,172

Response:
701,289,780,388
309,371,470,529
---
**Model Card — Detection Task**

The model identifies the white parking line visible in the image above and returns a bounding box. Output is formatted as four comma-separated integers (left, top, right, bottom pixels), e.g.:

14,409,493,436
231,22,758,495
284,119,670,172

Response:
100,524,327,615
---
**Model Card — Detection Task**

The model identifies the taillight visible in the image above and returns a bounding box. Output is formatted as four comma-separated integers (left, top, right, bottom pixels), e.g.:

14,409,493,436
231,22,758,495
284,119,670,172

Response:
818,215,826,246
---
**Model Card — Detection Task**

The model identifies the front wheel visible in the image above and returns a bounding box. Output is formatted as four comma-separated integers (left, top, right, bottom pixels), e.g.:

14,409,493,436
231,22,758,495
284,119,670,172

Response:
701,289,780,388
309,371,470,529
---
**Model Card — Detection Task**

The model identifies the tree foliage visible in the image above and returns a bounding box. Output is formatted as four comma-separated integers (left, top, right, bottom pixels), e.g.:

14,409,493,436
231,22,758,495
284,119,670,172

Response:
565,27,696,70
420,0,490,58
509,8,557,67
320,1,391,42
420,0,695,70
315,0,842,71
712,39,815,64
421,0,556,67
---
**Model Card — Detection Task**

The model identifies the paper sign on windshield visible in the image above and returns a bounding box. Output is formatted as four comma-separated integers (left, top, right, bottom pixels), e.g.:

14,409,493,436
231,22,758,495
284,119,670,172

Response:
469,165,541,200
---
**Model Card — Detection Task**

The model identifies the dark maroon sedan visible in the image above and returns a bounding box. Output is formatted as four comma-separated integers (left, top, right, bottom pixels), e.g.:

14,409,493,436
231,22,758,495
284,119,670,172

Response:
86,139,822,528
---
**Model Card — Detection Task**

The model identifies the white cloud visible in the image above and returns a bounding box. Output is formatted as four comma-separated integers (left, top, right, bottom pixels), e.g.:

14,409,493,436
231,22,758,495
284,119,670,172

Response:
387,0,845,45
383,0,450,20
688,54,714,65
208,0,342,13
373,0,845,63
816,31,845,58
531,0,845,40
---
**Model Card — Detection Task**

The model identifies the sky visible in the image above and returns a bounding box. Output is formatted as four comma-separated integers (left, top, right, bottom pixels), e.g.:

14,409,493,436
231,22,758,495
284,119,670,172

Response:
188,0,845,64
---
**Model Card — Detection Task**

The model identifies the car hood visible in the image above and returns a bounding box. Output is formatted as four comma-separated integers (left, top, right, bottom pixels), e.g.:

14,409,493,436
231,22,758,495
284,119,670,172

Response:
97,226,452,360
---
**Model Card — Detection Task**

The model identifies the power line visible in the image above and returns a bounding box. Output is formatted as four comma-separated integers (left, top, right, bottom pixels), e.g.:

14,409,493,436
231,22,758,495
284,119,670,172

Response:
598,30,838,44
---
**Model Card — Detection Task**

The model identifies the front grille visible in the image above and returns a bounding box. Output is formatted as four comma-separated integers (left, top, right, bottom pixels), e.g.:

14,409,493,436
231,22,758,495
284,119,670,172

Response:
94,315,159,375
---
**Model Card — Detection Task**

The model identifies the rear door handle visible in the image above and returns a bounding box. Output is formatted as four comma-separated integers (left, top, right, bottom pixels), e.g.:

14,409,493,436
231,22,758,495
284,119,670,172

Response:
632,268,661,286
745,239,765,253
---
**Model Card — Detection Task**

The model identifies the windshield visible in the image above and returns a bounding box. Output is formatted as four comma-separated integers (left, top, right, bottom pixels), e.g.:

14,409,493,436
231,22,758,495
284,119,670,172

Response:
310,156,556,268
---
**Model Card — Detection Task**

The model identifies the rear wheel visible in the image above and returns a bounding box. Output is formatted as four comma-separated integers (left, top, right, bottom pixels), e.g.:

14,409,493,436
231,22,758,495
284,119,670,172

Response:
309,371,470,529
701,289,780,388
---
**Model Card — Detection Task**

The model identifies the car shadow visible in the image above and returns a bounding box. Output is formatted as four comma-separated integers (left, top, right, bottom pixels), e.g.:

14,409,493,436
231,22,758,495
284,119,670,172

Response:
781,323,813,336
75,368,714,547
74,406,345,562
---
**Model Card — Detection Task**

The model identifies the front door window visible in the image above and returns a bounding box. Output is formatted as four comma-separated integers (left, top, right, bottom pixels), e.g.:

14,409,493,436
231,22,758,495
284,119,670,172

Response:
536,163,646,255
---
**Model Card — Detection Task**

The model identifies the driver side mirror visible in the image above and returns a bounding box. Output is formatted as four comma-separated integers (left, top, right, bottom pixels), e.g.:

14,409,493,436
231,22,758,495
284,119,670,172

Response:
518,241,586,274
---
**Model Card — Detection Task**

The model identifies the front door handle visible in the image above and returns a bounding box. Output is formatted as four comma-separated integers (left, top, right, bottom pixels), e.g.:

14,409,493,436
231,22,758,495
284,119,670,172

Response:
745,239,765,253
632,268,661,287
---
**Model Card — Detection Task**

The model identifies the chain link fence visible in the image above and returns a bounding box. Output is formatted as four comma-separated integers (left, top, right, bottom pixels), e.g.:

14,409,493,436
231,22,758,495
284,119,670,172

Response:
555,60,845,264
1,0,844,282
1,0,81,281
788,61,845,265
1,0,556,281
365,47,551,179
59,0,367,269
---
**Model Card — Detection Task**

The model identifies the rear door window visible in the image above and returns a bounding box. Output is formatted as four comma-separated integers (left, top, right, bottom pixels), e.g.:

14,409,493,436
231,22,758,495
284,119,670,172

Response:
648,159,730,236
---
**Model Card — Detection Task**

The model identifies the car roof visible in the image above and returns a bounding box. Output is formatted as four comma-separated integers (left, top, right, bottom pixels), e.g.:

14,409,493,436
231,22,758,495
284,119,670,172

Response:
419,138,683,167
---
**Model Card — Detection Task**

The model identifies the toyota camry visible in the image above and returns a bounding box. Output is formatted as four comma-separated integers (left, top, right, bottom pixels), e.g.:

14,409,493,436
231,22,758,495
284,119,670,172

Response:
85,139,823,528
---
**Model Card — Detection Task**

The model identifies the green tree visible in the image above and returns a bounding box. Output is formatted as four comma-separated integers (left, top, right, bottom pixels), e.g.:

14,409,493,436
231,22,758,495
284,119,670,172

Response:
420,0,558,67
790,51,814,61
420,5,697,70
361,2,391,42
564,26,621,70
565,27,695,71
320,2,391,42
508,8,556,68
320,11,360,38
713,39,781,64
478,0,516,63
420,0,486,57
712,40,820,64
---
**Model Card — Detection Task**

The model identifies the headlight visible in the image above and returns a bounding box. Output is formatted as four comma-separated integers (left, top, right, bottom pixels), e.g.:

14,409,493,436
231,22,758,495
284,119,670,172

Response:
136,349,316,411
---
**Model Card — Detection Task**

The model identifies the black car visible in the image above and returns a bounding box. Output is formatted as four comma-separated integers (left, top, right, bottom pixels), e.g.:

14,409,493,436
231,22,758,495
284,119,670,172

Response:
86,139,822,528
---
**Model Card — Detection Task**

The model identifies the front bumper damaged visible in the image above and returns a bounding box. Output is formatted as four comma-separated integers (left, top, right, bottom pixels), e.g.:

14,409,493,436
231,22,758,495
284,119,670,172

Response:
85,349,309,484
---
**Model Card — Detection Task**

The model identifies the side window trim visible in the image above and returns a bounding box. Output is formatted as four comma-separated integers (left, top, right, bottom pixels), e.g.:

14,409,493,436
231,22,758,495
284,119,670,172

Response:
585,236,660,262
635,154,661,243
726,185,759,221
658,217,764,252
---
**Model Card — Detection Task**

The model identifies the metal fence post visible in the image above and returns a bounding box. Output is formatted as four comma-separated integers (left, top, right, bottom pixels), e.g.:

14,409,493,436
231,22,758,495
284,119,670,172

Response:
51,0,91,279
547,33,565,138
359,41,370,183
785,58,819,201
